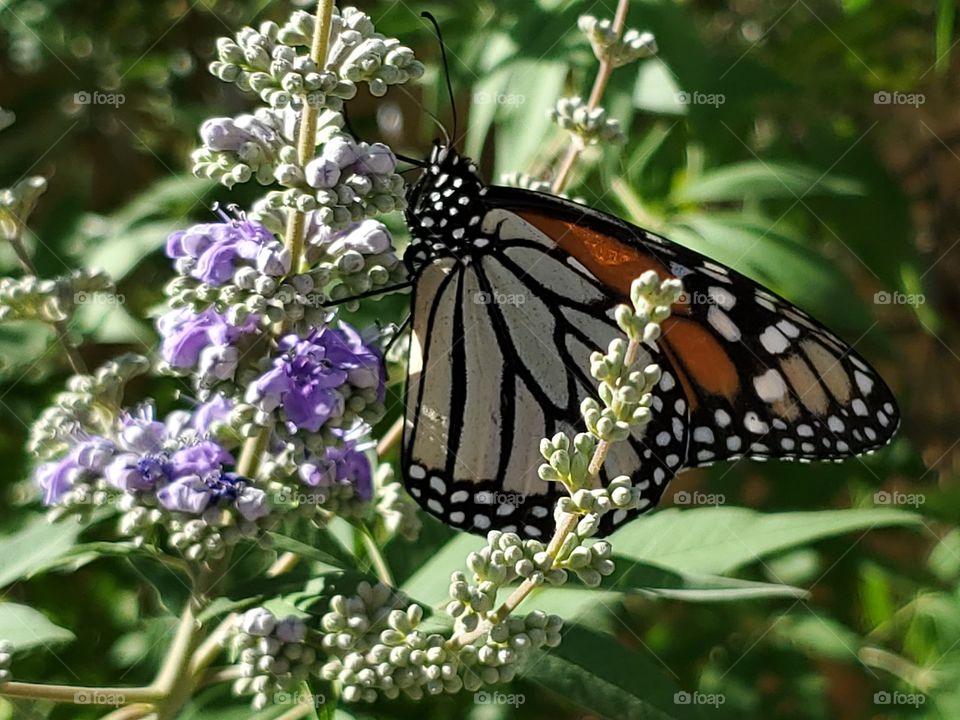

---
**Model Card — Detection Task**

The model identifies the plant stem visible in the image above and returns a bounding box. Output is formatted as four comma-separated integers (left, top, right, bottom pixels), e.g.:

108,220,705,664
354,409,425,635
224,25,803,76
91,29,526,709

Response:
376,416,404,456
234,0,335,486
551,0,630,194
0,683,163,705
286,0,335,275
361,527,394,585
450,332,643,648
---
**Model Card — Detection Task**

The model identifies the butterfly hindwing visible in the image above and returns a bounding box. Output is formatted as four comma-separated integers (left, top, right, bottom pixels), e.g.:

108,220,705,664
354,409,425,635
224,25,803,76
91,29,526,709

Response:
402,216,688,537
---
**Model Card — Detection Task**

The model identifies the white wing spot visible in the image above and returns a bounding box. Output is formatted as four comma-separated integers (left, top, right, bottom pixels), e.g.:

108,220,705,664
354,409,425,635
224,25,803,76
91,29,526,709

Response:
708,307,741,341
708,286,736,309
828,416,845,433
759,326,790,354
409,465,426,480
727,436,742,451
430,476,446,494
450,511,465,523
474,514,492,529
660,372,676,391
852,399,868,416
715,409,731,427
855,370,874,395
754,368,788,402
693,426,715,444
777,320,801,338
744,411,770,434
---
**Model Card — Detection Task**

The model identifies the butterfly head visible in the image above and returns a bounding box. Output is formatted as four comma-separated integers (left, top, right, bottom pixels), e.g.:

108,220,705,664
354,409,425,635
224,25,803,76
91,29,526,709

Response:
404,142,488,270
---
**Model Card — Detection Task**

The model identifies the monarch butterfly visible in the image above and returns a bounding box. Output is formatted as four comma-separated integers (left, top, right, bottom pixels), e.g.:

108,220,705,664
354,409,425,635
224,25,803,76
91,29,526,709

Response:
396,141,899,541
394,16,899,541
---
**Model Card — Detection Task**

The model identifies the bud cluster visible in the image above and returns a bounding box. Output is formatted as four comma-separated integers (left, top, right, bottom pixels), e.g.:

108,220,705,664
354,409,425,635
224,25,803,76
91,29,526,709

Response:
0,267,114,323
231,609,318,711
578,15,658,67
28,354,151,460
550,96,626,147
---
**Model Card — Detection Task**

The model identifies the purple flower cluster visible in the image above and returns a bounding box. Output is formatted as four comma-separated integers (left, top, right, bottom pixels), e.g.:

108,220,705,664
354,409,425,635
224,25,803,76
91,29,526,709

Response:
158,307,260,380
246,323,384,432
35,401,267,522
299,440,374,502
166,217,289,286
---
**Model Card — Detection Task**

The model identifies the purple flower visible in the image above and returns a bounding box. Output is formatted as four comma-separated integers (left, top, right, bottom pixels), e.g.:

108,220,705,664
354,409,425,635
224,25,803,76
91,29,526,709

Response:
119,406,168,453
192,395,234,434
156,475,211,514
236,486,269,521
166,219,275,286
247,334,347,432
36,456,81,505
326,442,374,501
306,218,393,258
246,325,383,431
157,307,258,371
171,440,233,478
157,470,265,520
71,436,115,472
105,452,171,492
299,440,373,501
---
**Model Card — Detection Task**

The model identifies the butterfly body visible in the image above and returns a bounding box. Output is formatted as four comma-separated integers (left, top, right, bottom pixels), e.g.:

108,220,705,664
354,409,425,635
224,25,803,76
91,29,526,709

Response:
400,143,900,539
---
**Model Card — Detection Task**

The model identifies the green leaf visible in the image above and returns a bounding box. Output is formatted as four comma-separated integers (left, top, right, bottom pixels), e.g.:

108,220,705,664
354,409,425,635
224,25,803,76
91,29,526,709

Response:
0,516,83,589
76,175,215,280
400,533,484,610
610,507,920,576
24,540,145,577
267,530,357,570
677,161,863,203
0,603,74,651
523,625,698,720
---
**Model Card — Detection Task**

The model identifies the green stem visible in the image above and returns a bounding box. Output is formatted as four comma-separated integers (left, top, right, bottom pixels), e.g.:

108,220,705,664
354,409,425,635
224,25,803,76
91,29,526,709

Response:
551,0,630,194
0,683,163,705
360,526,394,585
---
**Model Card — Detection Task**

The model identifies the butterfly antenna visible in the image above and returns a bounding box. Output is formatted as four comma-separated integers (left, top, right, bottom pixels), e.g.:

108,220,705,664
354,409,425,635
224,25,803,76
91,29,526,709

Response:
420,11,458,147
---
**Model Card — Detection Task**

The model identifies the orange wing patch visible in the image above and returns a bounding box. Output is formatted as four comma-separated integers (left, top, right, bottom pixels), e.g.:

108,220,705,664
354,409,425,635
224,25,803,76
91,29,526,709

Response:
518,209,739,403
661,317,740,401
517,211,672,297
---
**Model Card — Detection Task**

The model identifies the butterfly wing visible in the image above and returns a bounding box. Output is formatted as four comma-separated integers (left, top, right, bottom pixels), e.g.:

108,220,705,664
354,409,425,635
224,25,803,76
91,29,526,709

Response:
403,184,899,539
402,222,689,538
490,187,900,467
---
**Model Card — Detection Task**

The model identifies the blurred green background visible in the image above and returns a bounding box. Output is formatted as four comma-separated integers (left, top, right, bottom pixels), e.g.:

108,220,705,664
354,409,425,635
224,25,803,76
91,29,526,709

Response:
0,0,957,718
